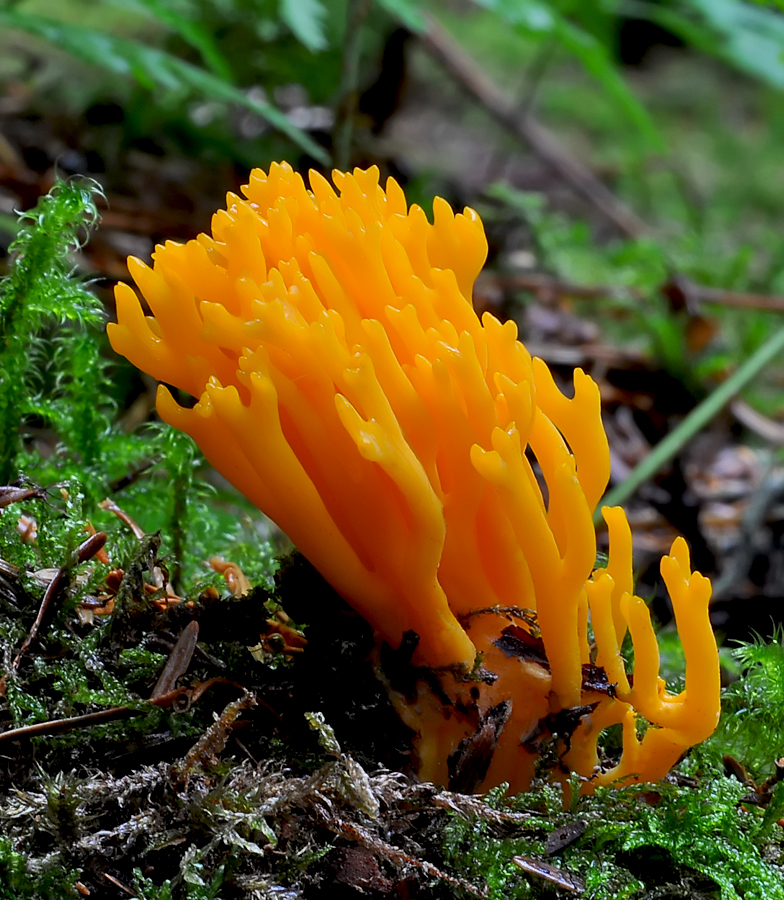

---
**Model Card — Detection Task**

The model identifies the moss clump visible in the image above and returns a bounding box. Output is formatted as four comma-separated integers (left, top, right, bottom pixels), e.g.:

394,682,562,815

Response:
710,632,784,781
0,179,107,484
443,774,784,899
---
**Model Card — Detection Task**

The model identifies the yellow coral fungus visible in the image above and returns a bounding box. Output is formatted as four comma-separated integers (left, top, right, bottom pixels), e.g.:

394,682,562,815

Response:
108,162,720,793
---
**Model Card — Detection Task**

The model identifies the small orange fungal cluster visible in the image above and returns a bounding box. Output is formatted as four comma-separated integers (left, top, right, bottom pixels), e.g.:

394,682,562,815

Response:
108,162,720,793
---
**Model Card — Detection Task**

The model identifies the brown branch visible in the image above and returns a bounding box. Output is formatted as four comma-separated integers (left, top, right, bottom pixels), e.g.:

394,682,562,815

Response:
419,14,649,240
0,706,142,743
494,272,784,313
103,873,135,896
334,817,486,898
492,272,644,303
0,676,249,743
670,277,784,313
730,398,784,444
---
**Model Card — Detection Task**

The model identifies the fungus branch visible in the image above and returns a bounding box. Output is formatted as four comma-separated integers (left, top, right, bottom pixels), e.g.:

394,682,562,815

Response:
108,163,720,792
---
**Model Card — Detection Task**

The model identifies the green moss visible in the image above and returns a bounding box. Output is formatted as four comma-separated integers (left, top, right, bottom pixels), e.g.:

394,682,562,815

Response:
0,178,107,483
0,836,81,899
444,773,784,899
707,630,784,781
0,178,277,597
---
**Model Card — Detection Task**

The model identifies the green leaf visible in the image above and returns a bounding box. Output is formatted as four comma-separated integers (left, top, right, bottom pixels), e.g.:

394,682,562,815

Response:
691,0,784,88
630,0,784,91
169,56,330,163
280,0,329,51
471,0,555,32
0,9,330,164
108,0,234,81
375,0,427,32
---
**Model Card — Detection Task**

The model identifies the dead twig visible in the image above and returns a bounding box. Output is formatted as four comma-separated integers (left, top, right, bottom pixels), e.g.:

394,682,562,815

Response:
0,705,142,742
151,676,247,712
99,497,145,539
0,676,247,743
0,531,107,695
0,482,64,509
667,275,784,314
730,398,784,445
334,817,487,898
495,271,784,314
493,272,644,303
419,14,648,239
102,872,136,896
175,689,257,779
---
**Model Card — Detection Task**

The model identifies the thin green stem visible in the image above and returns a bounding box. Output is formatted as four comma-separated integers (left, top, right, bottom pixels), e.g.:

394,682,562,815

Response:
597,323,784,520
334,0,371,171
